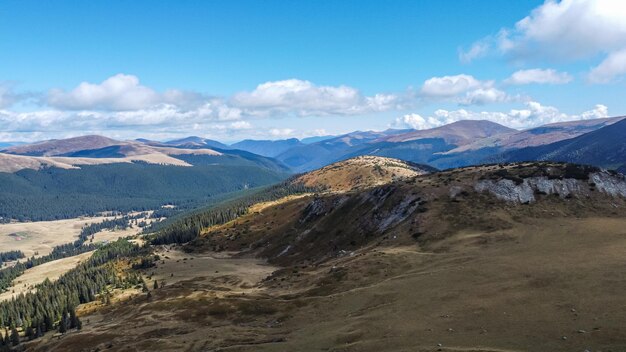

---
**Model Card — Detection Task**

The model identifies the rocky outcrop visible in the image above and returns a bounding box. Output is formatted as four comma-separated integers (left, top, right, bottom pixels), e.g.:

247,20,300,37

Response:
474,170,626,203
590,172,626,197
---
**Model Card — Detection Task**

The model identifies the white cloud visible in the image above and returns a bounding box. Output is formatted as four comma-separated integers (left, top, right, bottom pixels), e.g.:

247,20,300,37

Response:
458,40,490,64
588,48,626,83
47,74,160,110
0,83,27,109
459,88,512,105
394,113,445,130
393,102,609,130
229,121,252,130
269,128,295,137
505,68,573,85
231,79,401,116
420,74,489,98
462,0,626,82
419,74,515,105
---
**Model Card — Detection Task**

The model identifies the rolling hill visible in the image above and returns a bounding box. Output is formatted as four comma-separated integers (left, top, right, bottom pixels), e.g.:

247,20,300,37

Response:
0,136,292,221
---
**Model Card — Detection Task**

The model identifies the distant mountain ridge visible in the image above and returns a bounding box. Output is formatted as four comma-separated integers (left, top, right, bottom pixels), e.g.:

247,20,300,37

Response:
490,117,626,172
2,115,624,174
231,138,303,157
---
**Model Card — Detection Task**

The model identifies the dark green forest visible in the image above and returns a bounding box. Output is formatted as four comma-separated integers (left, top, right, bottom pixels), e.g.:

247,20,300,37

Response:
0,163,289,222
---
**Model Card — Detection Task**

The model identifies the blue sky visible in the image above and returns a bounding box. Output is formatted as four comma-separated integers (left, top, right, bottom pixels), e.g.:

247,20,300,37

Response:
1,0,625,142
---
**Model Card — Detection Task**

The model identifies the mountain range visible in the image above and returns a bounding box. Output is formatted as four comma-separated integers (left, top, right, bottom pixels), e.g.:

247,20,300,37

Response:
4,116,626,176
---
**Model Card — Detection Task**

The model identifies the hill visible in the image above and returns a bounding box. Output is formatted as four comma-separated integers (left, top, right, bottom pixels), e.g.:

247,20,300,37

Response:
491,118,626,172
293,155,435,192
0,134,289,174
30,161,626,352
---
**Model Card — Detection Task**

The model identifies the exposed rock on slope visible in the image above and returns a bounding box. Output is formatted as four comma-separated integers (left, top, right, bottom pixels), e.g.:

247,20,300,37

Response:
474,165,626,203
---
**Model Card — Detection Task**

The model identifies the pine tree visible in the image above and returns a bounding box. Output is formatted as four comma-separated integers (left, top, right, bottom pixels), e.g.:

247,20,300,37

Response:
153,280,159,290
58,315,67,334
25,326,34,340
10,327,19,347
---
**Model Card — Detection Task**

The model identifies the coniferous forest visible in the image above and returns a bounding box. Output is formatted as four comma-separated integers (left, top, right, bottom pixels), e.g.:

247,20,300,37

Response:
0,239,146,349
0,163,288,222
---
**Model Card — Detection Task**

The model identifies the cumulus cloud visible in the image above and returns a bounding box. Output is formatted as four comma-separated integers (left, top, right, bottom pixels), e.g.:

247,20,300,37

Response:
420,74,489,98
419,74,515,105
46,74,211,111
231,79,401,116
461,0,626,82
2,75,411,141
393,102,609,130
505,68,573,85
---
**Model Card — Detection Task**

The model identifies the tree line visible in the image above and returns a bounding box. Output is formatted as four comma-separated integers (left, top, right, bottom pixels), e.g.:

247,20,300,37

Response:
0,252,24,268
148,177,321,245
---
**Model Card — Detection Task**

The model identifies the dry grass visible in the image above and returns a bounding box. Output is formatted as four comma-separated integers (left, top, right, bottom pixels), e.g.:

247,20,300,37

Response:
0,216,111,258
0,251,93,301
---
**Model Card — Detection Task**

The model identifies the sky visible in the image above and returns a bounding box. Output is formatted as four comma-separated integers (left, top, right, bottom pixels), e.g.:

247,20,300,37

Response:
1,0,626,143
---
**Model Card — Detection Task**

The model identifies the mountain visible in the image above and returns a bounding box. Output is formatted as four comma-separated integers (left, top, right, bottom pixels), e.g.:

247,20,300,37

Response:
491,117,626,172
230,138,303,157
300,135,335,144
3,135,124,156
431,116,626,169
383,119,515,145
163,136,230,150
0,136,292,221
329,120,514,170
275,129,412,172
37,161,626,351
0,135,289,173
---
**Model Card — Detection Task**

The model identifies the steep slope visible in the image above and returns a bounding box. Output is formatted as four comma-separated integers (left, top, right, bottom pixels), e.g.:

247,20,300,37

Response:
231,138,303,157
491,118,626,171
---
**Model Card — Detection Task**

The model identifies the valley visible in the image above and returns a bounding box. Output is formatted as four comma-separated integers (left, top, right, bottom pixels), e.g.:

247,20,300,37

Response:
0,156,622,352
